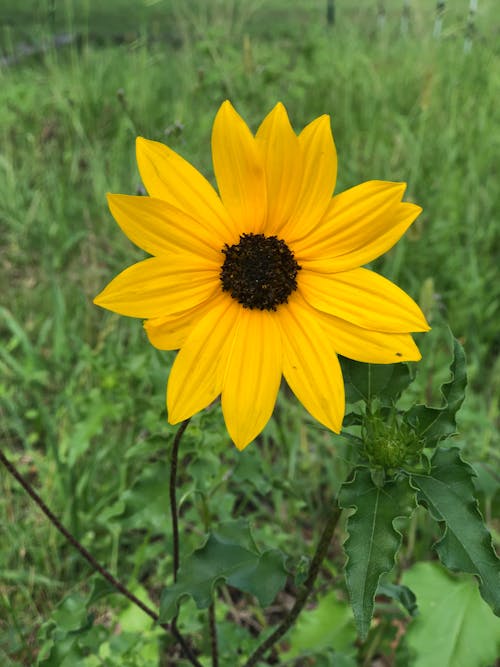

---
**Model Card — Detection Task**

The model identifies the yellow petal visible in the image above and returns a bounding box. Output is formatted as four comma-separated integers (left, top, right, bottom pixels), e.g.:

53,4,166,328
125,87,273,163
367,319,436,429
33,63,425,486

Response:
278,294,344,433
167,295,239,423
281,115,337,241
144,296,216,350
107,194,223,262
255,103,302,233
298,203,422,273
314,308,422,363
221,309,282,450
212,101,267,234
294,182,421,272
299,268,430,333
93,255,219,318
136,136,234,240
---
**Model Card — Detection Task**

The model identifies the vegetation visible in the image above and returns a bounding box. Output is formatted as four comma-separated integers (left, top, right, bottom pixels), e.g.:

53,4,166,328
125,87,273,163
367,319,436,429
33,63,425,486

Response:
1,1,499,665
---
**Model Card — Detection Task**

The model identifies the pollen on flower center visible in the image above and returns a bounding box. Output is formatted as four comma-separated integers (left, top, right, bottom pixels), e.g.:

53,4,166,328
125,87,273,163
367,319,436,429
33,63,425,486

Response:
220,233,301,311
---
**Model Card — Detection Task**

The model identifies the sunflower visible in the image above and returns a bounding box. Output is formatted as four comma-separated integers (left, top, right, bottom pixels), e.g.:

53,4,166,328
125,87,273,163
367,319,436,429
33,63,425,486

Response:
94,101,429,450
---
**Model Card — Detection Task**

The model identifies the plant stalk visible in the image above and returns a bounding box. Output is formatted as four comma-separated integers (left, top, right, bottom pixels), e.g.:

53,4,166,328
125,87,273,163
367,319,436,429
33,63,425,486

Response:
170,418,190,582
209,601,219,667
242,501,342,667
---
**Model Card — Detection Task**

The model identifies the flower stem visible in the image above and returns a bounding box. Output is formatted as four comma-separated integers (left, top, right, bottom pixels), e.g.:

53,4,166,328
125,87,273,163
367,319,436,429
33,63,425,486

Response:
209,601,219,667
242,500,342,667
0,446,203,667
170,418,190,581
167,419,204,667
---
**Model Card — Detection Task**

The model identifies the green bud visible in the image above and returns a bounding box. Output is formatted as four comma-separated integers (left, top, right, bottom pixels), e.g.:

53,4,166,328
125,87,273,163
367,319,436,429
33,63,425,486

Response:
362,413,423,471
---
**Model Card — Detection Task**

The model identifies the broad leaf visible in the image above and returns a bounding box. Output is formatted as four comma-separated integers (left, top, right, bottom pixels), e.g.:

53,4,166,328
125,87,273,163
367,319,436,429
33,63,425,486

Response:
212,517,258,551
284,591,357,659
411,448,500,615
340,357,413,405
405,337,467,445
339,469,416,639
159,520,288,622
402,562,500,667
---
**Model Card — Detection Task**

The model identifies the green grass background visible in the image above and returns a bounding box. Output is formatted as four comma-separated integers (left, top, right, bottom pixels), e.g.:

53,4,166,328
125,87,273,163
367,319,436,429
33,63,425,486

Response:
1,1,499,665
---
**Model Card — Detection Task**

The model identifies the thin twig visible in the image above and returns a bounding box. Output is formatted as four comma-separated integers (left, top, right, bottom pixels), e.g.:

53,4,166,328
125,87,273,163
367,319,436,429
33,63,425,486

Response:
0,446,203,667
242,501,342,667
170,418,190,582
0,449,159,620
167,419,203,666
209,601,219,667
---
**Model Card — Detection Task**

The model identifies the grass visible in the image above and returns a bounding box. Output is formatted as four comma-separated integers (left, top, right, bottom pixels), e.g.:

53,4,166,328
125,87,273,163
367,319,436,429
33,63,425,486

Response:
1,1,499,665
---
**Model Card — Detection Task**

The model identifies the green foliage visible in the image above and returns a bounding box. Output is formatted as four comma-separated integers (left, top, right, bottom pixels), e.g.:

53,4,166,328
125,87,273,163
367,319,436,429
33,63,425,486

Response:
36,585,162,667
340,357,414,406
159,520,288,622
283,591,357,661
406,337,468,445
402,563,500,667
337,340,497,644
340,337,468,469
411,448,500,615
339,470,416,639
1,0,499,664
376,583,418,618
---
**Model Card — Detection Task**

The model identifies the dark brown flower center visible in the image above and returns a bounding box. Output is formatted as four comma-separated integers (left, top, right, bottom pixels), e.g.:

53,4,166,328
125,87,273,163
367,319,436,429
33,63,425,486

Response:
220,233,301,311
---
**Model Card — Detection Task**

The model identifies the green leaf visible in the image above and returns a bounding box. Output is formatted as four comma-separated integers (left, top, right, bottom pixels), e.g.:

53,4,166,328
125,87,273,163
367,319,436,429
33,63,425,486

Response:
411,447,500,615
118,585,159,634
159,520,288,622
377,583,418,617
406,337,467,445
50,593,89,632
211,517,258,552
342,412,364,428
36,593,95,666
340,357,413,404
472,461,500,500
86,576,117,606
339,470,416,639
284,591,357,658
402,562,500,667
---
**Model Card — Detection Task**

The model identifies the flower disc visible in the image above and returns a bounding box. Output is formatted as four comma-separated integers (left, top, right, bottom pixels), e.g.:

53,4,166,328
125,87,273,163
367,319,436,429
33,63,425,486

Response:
220,233,301,311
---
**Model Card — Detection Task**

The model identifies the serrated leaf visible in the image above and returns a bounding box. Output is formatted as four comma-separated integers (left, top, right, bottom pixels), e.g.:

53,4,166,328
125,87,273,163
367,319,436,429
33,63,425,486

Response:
284,591,357,658
340,357,413,404
402,562,500,667
339,470,416,639
411,447,500,615
159,522,288,622
406,337,467,445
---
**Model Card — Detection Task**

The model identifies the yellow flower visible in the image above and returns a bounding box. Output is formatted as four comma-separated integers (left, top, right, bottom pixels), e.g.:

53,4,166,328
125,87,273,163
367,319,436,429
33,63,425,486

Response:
94,101,429,450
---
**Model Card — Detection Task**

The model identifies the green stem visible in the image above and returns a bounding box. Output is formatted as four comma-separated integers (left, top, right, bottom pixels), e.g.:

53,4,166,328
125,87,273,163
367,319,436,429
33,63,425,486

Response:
242,500,342,667
170,418,190,581
209,601,219,667
167,419,204,667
